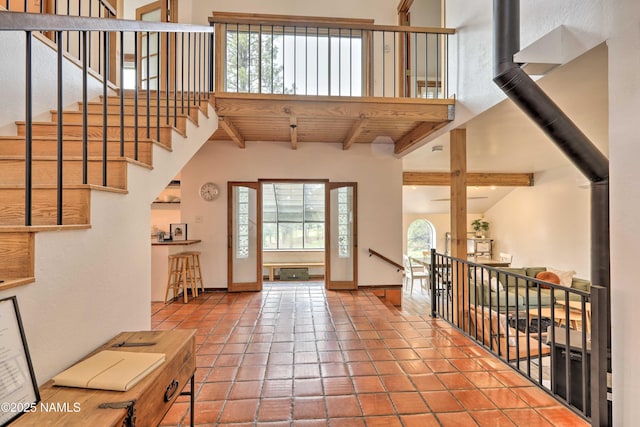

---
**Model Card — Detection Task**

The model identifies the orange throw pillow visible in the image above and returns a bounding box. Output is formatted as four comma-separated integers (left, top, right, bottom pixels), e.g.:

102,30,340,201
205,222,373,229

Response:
536,271,560,289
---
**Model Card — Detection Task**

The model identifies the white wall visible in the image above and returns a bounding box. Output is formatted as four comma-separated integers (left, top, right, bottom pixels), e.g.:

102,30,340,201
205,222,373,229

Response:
607,0,640,424
0,32,105,134
185,0,398,26
179,140,404,288
483,165,590,278
412,0,612,152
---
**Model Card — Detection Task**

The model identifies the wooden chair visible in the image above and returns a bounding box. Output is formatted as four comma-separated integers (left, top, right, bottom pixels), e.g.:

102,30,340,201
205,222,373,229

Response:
468,305,550,362
403,255,428,294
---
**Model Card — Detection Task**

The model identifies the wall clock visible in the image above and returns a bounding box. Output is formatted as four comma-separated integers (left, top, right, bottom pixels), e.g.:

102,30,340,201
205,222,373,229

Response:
199,182,220,201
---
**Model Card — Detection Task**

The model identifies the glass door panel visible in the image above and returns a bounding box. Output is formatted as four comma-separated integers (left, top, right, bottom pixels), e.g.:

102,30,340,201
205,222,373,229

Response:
228,182,262,291
326,183,357,290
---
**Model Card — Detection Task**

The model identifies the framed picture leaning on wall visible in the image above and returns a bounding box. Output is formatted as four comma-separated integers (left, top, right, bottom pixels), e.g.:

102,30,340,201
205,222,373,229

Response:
0,296,40,426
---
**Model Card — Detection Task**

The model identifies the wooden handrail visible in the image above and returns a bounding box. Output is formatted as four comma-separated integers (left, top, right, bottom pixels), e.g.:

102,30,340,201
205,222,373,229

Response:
368,248,404,271
209,11,455,35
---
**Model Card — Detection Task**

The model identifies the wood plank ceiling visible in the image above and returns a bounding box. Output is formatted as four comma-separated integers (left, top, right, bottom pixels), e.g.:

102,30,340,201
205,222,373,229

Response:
209,93,455,155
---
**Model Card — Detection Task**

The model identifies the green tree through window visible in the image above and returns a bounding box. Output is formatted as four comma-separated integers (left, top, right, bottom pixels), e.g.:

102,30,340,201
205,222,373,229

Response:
226,28,288,93
407,219,435,258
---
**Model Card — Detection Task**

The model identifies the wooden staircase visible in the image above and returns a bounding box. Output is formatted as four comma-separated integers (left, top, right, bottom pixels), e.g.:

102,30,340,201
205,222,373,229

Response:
0,94,211,290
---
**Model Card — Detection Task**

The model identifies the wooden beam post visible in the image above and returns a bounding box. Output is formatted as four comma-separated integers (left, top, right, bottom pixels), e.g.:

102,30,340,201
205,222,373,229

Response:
218,116,245,148
450,128,467,331
343,118,368,150
290,116,298,150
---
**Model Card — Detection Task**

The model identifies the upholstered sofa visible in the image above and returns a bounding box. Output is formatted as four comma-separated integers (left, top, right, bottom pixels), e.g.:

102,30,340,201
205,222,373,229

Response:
469,266,591,311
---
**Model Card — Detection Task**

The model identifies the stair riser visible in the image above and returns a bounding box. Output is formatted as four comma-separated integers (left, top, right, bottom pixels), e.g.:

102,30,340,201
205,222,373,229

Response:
0,140,153,164
16,124,174,144
50,112,188,133
0,232,34,280
83,103,200,122
0,188,90,226
0,159,127,189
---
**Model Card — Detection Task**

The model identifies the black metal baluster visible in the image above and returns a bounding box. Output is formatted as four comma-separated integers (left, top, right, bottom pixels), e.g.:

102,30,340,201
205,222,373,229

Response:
445,34,449,98
66,0,70,52
119,31,124,157
248,25,252,92
413,32,417,98
259,25,263,93
181,32,184,113
349,29,352,96
134,31,139,160
186,32,191,116
98,6,101,74
381,31,385,97
304,26,308,95
56,30,64,225
393,31,396,97
424,33,428,98
156,31,160,143
327,29,331,95
102,30,109,186
146,31,150,139
338,28,341,95
436,34,440,99
173,32,177,128
82,31,88,184
197,32,202,105
166,32,170,125
25,31,33,226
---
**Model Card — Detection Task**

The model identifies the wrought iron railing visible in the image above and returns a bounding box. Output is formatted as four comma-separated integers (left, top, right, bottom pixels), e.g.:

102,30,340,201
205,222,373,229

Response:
0,12,213,226
428,249,610,426
210,14,455,99
1,0,117,79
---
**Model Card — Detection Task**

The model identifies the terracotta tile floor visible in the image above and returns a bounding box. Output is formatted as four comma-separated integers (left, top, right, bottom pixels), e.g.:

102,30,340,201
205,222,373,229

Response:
152,283,587,426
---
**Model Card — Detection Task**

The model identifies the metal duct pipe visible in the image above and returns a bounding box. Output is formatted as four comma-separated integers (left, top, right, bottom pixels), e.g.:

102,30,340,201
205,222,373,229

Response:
492,0,610,333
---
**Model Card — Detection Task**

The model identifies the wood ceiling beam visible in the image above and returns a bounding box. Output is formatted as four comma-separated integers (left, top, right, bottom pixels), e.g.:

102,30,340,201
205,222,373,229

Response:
217,116,245,148
214,96,452,121
290,117,298,150
343,119,369,150
394,121,444,155
403,172,534,186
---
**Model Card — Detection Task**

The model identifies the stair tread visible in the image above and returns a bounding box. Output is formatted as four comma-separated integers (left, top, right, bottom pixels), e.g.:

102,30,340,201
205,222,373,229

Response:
0,277,36,290
0,224,91,233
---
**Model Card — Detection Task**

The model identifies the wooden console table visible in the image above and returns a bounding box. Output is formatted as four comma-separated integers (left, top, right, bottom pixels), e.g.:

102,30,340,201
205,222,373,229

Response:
12,329,196,427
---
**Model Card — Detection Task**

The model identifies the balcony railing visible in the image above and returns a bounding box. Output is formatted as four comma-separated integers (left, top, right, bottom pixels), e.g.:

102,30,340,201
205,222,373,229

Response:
209,13,455,99
428,250,610,426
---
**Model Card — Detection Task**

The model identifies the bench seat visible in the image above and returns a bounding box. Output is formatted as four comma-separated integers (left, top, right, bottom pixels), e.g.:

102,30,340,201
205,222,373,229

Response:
263,262,325,281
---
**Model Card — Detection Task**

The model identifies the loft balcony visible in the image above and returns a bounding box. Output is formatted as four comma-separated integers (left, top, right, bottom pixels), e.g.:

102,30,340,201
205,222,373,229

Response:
208,12,456,154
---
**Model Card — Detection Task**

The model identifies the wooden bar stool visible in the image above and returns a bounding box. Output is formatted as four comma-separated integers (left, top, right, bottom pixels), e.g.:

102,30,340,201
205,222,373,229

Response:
165,253,197,303
181,251,204,296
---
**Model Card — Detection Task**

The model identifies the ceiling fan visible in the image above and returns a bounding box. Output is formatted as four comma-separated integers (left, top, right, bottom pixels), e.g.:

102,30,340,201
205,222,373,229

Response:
430,196,489,202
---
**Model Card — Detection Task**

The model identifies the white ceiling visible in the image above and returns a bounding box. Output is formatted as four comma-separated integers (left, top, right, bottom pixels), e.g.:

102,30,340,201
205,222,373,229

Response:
402,43,608,214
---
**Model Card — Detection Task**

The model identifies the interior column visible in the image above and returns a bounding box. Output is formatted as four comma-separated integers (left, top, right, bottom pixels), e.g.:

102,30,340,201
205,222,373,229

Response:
450,128,467,329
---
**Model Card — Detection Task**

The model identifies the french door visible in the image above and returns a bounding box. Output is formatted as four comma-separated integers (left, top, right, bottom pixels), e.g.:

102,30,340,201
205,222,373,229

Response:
227,182,262,292
325,183,358,290
227,181,357,291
